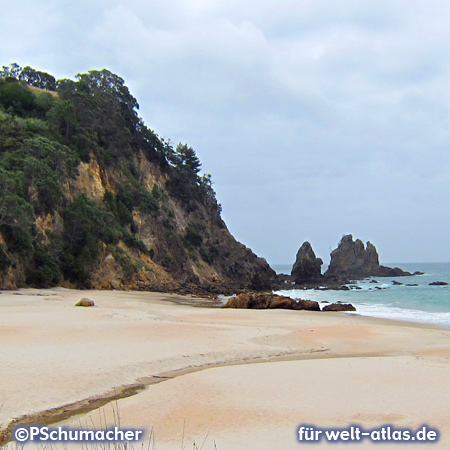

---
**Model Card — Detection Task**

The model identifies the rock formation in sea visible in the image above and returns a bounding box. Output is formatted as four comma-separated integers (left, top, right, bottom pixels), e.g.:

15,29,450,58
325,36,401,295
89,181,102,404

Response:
324,234,412,279
291,241,323,283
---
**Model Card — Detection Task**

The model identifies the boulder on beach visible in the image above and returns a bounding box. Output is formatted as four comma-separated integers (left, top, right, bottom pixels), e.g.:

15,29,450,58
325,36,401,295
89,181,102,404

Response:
222,293,320,311
322,303,356,312
75,298,95,307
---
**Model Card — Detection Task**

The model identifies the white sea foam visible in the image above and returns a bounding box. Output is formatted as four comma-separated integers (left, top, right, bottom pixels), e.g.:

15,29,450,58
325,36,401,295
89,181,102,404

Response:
342,303,450,327
275,263,450,328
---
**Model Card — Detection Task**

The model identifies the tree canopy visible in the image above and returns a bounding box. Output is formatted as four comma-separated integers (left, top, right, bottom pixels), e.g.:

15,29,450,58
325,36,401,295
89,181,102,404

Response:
0,63,223,288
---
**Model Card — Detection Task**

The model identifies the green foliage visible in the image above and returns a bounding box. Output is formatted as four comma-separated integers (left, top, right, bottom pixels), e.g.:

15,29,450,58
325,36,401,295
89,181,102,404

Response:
0,169,35,256
184,223,203,247
171,143,201,177
34,91,56,112
1,63,22,79
61,194,121,284
117,200,133,225
0,62,224,287
151,183,163,201
162,253,176,269
3,136,79,214
25,244,61,287
122,232,149,255
112,247,140,279
0,244,11,272
137,187,158,213
0,222,34,254
199,247,213,264
1,63,56,91
103,190,117,214
19,66,56,90
0,78,35,115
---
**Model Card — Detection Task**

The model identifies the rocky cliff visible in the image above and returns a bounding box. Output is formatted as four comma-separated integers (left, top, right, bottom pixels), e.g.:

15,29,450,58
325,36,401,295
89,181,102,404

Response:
291,241,323,283
0,66,276,292
324,235,412,279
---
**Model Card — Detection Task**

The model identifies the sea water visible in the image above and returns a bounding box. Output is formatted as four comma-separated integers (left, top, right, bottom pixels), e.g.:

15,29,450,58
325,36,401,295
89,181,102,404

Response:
273,262,450,328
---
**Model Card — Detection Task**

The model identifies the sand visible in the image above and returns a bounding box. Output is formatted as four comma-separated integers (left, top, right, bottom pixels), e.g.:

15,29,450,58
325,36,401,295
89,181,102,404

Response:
1,288,450,449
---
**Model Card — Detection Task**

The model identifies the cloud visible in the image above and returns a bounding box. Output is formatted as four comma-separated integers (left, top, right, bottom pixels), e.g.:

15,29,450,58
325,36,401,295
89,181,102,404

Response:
1,0,450,263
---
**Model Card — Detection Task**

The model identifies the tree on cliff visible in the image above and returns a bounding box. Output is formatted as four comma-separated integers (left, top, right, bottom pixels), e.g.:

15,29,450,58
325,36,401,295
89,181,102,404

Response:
172,143,201,178
0,63,273,291
0,63,56,91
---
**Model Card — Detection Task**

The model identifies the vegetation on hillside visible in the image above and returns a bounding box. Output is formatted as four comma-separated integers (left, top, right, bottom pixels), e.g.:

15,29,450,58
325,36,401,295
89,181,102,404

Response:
0,63,228,289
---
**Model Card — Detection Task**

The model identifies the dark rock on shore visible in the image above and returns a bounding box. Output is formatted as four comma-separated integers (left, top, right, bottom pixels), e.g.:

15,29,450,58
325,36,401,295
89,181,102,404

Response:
322,303,357,312
222,293,320,310
429,281,449,286
324,235,413,279
291,242,323,283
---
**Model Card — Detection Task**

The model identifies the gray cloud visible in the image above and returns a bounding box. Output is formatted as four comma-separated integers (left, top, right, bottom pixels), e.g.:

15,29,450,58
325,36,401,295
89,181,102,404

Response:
2,0,450,265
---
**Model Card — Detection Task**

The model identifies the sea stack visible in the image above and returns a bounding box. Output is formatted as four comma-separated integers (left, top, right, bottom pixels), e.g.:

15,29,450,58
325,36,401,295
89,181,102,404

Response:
324,234,412,279
291,241,323,283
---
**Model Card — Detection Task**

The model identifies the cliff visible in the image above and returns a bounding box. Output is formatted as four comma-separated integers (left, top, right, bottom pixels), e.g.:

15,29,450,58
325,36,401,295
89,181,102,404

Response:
0,66,276,292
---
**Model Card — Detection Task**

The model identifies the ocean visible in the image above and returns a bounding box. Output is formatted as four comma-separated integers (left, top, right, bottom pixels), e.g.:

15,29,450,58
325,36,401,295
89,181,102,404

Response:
273,262,450,328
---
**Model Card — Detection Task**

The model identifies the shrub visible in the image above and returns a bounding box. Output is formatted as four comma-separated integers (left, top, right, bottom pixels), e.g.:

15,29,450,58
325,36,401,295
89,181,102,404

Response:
184,223,203,247
0,244,10,272
25,245,61,287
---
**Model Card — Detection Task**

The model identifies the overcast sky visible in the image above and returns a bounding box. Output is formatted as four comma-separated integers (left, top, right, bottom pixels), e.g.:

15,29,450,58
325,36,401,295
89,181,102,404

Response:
2,0,450,266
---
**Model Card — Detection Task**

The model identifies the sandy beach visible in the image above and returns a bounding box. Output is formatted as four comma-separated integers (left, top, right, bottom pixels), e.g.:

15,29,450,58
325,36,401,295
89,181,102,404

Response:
1,288,450,449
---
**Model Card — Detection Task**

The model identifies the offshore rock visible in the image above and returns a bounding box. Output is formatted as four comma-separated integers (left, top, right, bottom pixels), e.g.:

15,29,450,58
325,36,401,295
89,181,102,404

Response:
291,242,323,283
324,235,412,279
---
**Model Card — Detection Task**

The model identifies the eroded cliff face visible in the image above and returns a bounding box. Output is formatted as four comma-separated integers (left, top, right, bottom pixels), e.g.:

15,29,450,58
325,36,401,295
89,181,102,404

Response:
0,70,277,292
0,150,276,292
